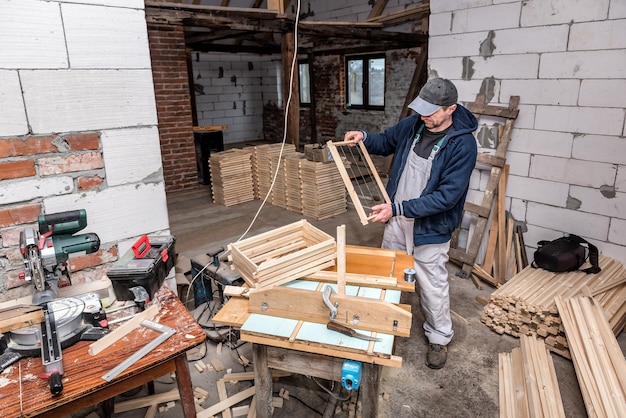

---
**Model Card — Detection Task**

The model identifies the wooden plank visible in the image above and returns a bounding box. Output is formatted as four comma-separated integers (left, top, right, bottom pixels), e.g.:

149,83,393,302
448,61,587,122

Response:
305,271,397,288
496,165,508,282
0,305,44,334
243,332,403,368
197,386,256,418
216,380,233,418
221,370,291,383
482,203,499,277
88,304,159,356
337,225,346,295
367,0,389,19
247,286,411,336
468,95,520,119
114,388,180,413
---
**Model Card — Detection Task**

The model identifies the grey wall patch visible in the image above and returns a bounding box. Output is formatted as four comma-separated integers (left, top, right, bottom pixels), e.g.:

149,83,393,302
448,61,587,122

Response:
566,196,582,210
462,57,474,80
600,185,616,198
475,124,500,149
479,30,496,58
479,77,496,103
142,168,164,184
52,136,70,152
427,66,440,79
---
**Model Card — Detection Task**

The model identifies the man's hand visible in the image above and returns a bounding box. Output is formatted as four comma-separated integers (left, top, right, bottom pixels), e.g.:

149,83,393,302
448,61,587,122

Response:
343,131,364,146
369,203,392,223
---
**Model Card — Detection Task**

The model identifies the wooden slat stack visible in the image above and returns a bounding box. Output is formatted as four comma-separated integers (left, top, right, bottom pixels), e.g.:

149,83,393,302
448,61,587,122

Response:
209,149,255,206
481,254,626,358
254,143,296,201
555,295,626,417
498,334,565,418
285,154,306,214
300,159,347,221
269,149,300,209
228,220,337,289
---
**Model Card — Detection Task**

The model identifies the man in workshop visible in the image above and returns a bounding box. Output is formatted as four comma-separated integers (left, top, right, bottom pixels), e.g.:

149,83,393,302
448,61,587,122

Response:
344,78,478,369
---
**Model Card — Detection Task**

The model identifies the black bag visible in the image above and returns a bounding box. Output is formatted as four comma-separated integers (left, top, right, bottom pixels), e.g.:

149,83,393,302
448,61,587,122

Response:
532,234,601,274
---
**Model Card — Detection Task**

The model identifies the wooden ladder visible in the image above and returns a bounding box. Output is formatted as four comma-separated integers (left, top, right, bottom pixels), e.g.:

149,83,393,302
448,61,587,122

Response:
449,94,520,288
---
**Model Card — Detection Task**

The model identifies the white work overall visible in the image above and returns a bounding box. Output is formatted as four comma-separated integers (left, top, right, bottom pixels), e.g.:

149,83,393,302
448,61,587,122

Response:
381,132,454,346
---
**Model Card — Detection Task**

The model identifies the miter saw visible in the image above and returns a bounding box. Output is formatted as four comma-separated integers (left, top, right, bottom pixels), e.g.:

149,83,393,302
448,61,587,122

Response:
5,210,102,395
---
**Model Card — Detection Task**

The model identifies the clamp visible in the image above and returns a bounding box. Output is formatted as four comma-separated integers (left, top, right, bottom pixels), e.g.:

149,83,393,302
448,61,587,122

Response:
322,285,338,321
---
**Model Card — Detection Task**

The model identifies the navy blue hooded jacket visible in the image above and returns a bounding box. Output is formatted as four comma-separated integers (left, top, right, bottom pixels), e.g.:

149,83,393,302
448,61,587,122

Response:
363,104,478,246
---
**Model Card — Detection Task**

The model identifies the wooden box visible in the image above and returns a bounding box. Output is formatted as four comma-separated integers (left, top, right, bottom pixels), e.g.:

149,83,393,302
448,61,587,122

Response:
304,144,332,163
228,220,336,289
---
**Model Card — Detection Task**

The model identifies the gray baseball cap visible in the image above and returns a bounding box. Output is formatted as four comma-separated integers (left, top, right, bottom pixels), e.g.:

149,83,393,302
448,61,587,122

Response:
408,78,458,116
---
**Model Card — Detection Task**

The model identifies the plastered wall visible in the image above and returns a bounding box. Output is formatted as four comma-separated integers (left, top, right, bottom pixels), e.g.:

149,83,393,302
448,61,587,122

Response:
429,0,626,263
0,0,168,301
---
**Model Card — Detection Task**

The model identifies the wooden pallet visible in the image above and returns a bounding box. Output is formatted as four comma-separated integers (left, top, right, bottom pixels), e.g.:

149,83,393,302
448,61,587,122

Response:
449,95,520,287
228,220,336,289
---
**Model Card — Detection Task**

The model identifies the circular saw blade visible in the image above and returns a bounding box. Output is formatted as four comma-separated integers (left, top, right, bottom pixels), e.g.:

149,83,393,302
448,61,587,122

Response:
26,245,47,292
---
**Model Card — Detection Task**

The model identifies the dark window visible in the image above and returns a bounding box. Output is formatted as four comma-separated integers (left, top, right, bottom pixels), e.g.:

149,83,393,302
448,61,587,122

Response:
346,54,385,110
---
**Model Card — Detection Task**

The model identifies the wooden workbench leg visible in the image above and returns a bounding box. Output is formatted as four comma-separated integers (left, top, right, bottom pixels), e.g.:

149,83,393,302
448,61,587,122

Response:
252,344,273,418
360,363,381,417
174,354,197,418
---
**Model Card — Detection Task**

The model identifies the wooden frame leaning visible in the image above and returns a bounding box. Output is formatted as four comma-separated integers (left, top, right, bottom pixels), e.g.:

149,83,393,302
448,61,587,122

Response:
326,140,391,225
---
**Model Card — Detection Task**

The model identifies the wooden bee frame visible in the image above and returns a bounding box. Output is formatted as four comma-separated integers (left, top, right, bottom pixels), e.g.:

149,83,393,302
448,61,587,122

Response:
326,140,391,225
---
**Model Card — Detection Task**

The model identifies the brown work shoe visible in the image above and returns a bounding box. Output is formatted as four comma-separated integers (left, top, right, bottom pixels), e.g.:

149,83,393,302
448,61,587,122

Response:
426,343,448,369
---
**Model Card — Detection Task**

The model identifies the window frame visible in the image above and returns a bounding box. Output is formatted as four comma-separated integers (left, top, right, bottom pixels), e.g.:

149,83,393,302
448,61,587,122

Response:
298,61,311,108
345,53,386,111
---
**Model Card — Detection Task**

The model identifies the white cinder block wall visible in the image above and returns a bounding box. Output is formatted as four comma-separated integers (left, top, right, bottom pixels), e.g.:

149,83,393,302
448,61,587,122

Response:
429,0,626,264
0,0,168,296
193,53,280,145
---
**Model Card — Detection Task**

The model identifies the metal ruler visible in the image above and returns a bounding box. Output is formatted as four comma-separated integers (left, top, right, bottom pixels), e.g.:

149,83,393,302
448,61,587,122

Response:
102,320,175,382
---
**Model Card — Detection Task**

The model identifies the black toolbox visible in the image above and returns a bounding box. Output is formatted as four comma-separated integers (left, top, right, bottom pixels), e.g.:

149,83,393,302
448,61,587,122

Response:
107,235,176,301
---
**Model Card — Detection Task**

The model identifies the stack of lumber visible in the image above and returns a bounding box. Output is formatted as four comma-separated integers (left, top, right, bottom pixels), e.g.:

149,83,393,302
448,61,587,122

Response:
269,149,300,209
209,149,255,206
285,154,306,214
554,295,626,417
499,334,565,418
300,159,347,221
228,219,337,289
481,254,626,358
254,143,296,201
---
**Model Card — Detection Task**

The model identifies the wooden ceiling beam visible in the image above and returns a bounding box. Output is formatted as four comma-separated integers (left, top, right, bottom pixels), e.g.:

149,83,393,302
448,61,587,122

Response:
367,0,389,19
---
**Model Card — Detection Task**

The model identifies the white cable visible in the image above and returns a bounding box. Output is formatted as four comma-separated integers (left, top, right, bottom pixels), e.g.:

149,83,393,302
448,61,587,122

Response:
233,0,303,245
187,0,303,300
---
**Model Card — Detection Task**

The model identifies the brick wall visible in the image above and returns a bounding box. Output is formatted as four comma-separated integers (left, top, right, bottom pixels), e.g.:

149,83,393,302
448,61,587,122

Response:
429,0,626,264
147,24,198,192
0,0,168,302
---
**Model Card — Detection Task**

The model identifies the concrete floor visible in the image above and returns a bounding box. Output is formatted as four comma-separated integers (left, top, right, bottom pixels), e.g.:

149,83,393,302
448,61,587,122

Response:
92,184,623,418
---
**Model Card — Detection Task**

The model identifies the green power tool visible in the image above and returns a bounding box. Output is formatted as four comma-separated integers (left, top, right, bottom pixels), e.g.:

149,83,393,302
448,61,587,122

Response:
18,209,100,396
20,209,100,306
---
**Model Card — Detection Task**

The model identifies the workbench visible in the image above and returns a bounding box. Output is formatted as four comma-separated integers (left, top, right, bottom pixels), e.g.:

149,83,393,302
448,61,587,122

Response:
0,285,205,418
213,245,414,418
